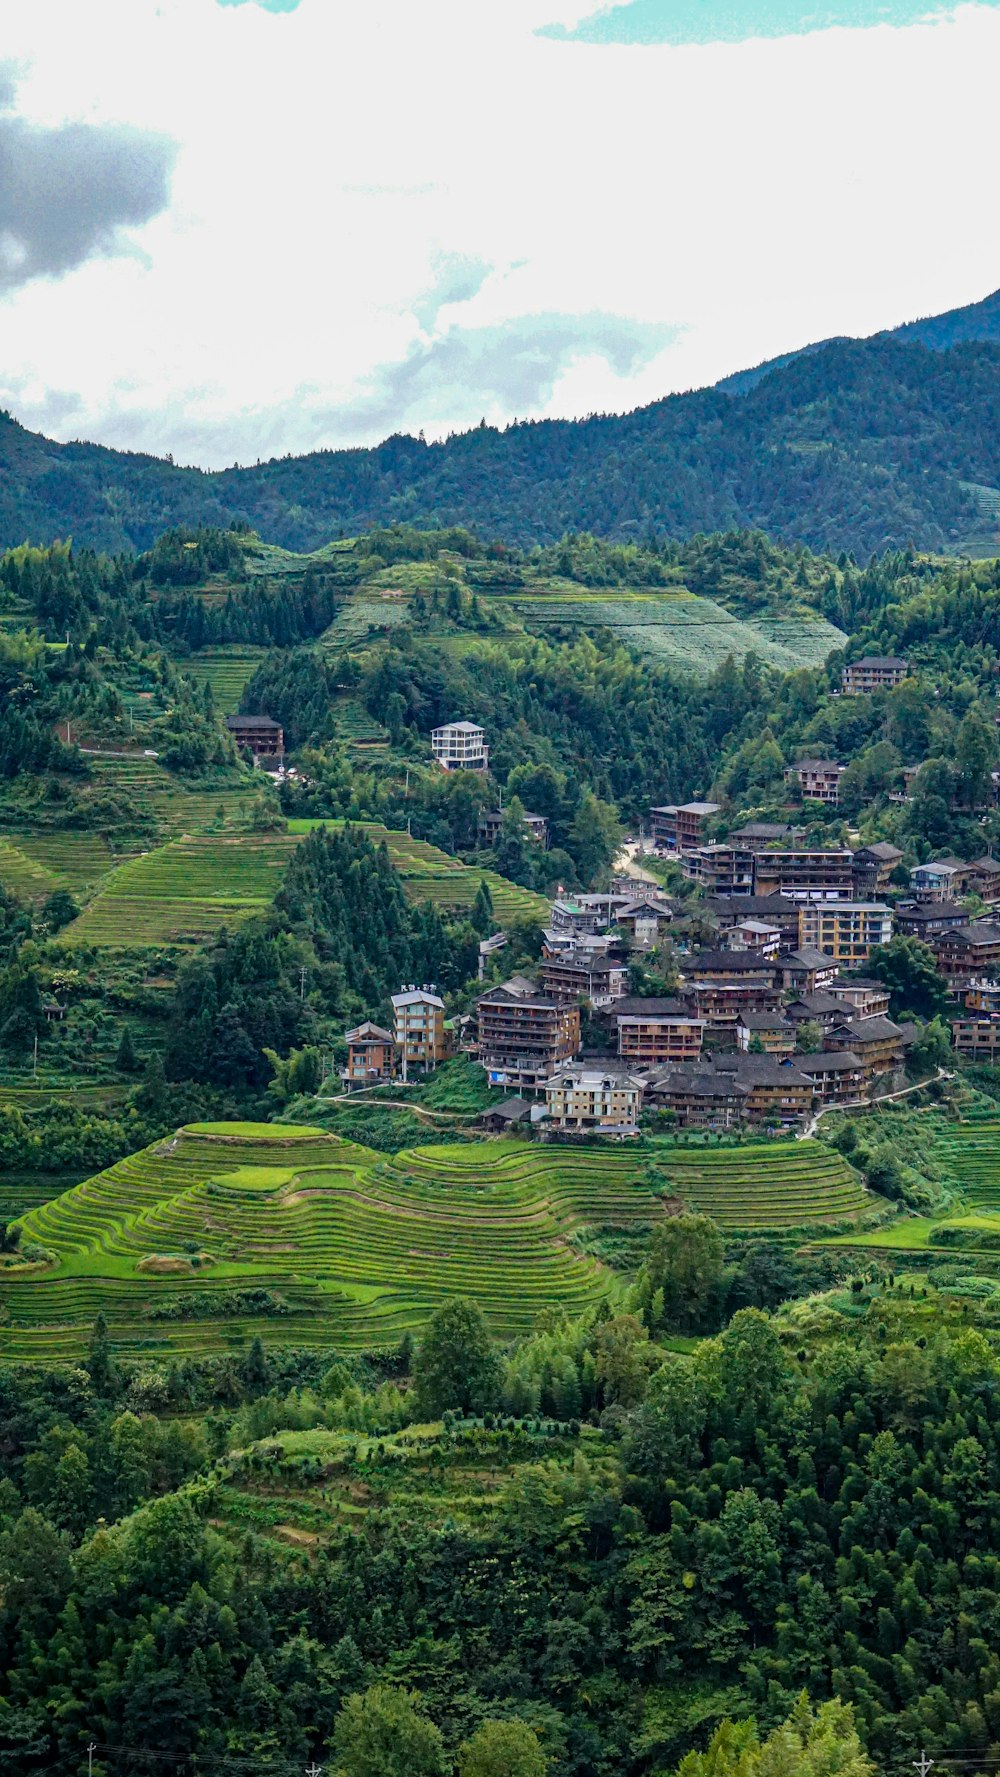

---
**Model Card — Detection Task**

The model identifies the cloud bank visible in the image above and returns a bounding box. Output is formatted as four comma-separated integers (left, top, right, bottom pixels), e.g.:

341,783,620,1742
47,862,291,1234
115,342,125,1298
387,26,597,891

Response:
0,63,175,291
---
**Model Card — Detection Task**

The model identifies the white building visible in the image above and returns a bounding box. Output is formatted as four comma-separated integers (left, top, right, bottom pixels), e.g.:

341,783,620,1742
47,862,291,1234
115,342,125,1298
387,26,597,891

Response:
431,720,489,772
545,1065,642,1136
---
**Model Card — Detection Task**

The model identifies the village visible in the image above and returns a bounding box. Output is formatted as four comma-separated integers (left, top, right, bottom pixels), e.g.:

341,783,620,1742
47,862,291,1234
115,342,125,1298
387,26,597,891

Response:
326,678,1000,1140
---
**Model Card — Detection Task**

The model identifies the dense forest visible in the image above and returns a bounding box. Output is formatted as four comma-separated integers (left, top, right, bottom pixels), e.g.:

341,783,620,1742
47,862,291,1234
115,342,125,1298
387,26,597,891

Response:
2,329,1000,557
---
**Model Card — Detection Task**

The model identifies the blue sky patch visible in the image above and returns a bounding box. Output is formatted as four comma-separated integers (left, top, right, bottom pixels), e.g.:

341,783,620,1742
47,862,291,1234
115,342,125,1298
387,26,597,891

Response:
539,0,981,46
217,0,302,13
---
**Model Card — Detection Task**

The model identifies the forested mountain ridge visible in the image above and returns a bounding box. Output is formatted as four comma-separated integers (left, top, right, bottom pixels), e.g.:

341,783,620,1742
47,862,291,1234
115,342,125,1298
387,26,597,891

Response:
3,319,1000,557
717,283,1000,394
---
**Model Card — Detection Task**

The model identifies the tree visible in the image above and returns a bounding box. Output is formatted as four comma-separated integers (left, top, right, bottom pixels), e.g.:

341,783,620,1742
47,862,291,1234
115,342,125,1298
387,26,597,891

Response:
594,1313,649,1408
136,1050,168,1116
458,1719,546,1777
471,878,494,936
413,1299,501,1417
868,935,949,1020
670,1693,873,1777
796,1019,823,1054
955,708,996,809
568,790,622,885
115,1025,139,1073
637,1213,727,1333
41,889,78,933
240,1335,271,1399
332,1685,447,1777
88,1312,117,1396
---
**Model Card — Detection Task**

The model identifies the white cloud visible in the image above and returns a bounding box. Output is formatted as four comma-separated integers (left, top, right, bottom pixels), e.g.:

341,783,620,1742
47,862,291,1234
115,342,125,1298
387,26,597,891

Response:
0,0,997,467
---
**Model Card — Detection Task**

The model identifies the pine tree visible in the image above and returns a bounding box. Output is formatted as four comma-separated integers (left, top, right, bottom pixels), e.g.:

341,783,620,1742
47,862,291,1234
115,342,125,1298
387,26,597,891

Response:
116,1025,139,1073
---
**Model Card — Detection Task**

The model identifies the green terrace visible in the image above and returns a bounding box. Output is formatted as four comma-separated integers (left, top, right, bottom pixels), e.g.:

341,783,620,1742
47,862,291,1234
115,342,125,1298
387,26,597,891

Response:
0,1124,875,1362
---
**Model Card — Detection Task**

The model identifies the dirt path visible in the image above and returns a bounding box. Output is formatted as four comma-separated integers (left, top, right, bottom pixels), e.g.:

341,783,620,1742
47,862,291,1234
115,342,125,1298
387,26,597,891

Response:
800,1068,954,1140
315,1094,470,1124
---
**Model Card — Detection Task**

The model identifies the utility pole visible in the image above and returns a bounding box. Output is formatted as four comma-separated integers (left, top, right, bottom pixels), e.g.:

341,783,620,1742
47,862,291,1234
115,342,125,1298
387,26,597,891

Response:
87,1744,96,1777
299,965,308,1002
306,1764,323,1777
404,766,410,799
32,1033,38,1081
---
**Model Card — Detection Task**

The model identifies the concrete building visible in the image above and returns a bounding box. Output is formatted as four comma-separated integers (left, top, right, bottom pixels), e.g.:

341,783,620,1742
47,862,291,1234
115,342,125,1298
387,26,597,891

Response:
967,858,1000,905
795,1050,866,1104
728,918,782,958
778,948,840,994
827,978,891,1019
796,900,893,966
613,896,674,948
476,977,581,1092
790,759,846,804
545,1065,642,1136
431,720,489,772
682,844,755,896
391,988,446,1075
342,1022,397,1090
225,714,284,759
842,656,908,694
909,859,970,903
649,801,721,855
729,822,805,851
705,894,801,952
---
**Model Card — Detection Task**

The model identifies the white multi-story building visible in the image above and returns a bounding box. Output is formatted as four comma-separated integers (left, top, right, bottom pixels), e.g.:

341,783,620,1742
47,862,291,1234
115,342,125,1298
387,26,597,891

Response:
545,1066,642,1136
431,721,489,772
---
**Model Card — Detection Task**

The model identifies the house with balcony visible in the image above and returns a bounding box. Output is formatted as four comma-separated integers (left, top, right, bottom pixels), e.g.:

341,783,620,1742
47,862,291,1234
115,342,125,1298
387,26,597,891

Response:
649,801,721,855
609,997,705,1066
841,656,908,694
852,843,904,898
431,720,489,772
391,988,446,1076
476,977,581,1092
544,1065,642,1137
789,759,846,805
342,1023,398,1090
796,900,893,967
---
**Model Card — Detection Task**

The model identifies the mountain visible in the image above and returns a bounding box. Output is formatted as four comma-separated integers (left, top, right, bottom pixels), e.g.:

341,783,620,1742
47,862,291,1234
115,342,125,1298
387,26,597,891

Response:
715,285,1000,394
3,303,1000,559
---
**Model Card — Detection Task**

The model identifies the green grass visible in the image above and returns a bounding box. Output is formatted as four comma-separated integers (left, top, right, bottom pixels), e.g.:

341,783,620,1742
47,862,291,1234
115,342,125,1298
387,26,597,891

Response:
62,834,302,948
0,837,63,903
0,1125,875,1362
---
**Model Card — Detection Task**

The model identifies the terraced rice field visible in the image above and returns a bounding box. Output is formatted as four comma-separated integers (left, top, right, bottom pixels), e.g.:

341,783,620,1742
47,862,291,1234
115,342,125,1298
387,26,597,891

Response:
9,833,125,896
659,1144,872,1230
930,1118,1000,1208
176,648,267,713
505,589,846,676
86,755,256,836
0,837,63,903
62,833,301,948
288,820,549,923
0,1126,875,1362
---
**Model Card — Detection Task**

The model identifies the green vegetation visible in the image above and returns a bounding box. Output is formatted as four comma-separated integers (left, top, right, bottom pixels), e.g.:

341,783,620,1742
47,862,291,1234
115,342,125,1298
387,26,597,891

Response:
0,1124,874,1361
2,324,1000,555
64,833,301,948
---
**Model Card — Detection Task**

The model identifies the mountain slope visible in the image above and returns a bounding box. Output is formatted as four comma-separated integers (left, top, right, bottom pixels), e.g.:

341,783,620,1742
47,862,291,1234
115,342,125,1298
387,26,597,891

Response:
716,285,1000,395
2,327,1000,558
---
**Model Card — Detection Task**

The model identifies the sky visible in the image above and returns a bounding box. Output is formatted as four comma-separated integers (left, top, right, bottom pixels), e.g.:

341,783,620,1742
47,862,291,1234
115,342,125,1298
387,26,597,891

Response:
0,0,998,469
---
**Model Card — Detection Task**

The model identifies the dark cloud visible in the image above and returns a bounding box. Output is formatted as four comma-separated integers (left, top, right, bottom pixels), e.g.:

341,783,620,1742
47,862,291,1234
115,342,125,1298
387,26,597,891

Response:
0,64,176,292
340,310,680,436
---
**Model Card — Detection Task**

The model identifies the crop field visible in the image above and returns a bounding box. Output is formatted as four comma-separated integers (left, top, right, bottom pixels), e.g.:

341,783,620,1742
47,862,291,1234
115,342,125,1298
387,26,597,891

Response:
85,755,257,836
287,819,549,923
659,1143,873,1230
0,837,63,903
504,588,846,676
929,1117,1000,1208
0,1126,875,1362
62,834,301,947
176,647,267,712
8,832,126,896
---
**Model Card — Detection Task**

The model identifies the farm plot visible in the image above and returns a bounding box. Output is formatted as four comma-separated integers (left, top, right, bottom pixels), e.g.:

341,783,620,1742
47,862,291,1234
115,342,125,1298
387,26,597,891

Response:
0,838,62,903
10,832,127,897
175,647,267,713
288,819,549,924
506,589,845,676
62,834,301,947
658,1143,874,1230
0,1126,876,1363
85,755,257,836
929,1118,1000,1209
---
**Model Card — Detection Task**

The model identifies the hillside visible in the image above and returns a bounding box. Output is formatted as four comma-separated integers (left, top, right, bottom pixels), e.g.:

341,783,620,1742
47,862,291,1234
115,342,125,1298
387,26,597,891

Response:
0,1121,874,1360
717,283,1000,394
4,318,1000,558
